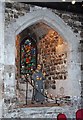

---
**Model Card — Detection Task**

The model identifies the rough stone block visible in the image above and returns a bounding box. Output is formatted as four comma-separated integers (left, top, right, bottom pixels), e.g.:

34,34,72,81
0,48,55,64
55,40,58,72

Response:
4,65,15,73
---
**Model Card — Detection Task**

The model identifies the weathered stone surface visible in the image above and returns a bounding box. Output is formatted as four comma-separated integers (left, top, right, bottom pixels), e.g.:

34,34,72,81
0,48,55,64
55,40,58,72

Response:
80,31,83,38
3,98,81,118
1,1,82,118
62,14,71,20
74,28,78,33
6,2,12,8
5,2,30,26
4,65,15,73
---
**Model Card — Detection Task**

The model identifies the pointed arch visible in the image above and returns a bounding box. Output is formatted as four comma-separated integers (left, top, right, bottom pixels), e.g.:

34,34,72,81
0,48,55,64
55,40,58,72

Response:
5,9,81,97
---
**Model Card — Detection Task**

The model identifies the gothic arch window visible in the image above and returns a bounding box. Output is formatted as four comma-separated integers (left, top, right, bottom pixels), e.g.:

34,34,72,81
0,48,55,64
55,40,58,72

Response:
15,22,68,83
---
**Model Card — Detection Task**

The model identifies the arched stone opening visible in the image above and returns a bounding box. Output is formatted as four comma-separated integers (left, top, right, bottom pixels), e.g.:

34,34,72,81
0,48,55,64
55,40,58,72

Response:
4,9,81,105
15,22,68,103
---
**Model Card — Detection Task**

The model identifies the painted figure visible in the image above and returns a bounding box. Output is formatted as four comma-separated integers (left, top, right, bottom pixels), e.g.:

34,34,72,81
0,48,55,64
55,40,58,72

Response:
32,64,46,103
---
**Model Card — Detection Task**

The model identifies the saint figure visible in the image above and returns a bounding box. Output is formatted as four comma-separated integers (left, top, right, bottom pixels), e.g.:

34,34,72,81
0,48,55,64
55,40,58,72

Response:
32,64,46,103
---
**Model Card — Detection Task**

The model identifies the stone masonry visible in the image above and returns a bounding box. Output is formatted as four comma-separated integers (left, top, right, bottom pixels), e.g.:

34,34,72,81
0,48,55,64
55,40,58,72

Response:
0,1,82,118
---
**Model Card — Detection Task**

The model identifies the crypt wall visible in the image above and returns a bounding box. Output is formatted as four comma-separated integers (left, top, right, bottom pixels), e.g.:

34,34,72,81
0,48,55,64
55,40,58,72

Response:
4,2,82,106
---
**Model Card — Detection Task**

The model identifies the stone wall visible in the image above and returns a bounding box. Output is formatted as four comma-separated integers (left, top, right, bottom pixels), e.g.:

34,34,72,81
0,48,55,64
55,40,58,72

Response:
5,2,30,26
0,1,5,118
3,1,82,118
52,9,83,106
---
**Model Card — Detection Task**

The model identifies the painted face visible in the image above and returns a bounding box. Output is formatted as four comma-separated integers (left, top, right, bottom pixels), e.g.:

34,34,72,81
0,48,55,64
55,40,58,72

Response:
37,64,42,70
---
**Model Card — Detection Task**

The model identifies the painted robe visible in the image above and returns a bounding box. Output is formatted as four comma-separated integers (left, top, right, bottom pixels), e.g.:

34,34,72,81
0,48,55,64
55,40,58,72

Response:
32,70,45,102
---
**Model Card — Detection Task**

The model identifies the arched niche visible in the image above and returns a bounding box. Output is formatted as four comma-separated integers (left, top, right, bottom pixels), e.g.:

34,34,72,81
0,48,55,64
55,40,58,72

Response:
15,22,68,100
5,9,81,98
